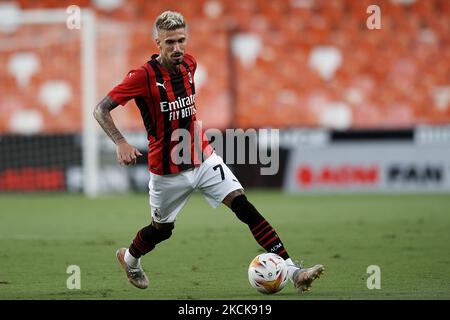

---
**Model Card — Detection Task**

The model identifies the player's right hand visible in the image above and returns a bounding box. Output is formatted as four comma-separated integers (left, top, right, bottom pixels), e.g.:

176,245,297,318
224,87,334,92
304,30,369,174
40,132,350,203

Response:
116,141,143,166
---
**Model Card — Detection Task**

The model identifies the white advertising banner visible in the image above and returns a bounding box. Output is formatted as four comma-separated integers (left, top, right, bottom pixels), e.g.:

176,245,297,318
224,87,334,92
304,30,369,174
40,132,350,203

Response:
284,143,450,193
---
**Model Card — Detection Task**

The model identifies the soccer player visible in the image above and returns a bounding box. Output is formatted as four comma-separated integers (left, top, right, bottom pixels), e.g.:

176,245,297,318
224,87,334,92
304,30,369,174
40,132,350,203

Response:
93,11,324,293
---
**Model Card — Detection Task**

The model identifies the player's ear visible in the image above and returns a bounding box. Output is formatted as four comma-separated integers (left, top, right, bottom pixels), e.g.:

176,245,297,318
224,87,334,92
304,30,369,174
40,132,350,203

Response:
153,29,160,49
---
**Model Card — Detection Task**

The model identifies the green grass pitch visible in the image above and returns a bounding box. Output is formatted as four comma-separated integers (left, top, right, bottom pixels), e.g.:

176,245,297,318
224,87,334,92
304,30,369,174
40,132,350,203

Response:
0,191,449,300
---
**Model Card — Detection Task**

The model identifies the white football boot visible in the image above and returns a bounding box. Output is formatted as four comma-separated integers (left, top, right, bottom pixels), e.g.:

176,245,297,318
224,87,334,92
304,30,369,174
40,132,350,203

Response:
116,248,149,289
292,262,325,293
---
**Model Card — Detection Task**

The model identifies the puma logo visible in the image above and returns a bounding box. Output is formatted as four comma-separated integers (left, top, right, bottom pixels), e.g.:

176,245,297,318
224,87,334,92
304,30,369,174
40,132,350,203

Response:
156,81,166,90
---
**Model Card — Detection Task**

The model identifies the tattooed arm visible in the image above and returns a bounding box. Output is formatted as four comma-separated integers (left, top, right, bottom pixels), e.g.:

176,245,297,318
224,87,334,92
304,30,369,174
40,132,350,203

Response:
93,96,124,144
93,96,142,166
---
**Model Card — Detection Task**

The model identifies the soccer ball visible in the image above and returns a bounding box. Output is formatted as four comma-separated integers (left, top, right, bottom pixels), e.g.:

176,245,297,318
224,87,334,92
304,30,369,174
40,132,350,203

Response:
248,253,289,294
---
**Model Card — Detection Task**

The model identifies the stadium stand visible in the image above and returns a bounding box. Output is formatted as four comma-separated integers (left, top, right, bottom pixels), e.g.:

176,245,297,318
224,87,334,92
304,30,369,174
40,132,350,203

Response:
1,0,449,132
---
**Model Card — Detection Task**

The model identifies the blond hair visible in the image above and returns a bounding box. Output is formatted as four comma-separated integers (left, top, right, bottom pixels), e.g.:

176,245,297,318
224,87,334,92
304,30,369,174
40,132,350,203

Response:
153,11,186,38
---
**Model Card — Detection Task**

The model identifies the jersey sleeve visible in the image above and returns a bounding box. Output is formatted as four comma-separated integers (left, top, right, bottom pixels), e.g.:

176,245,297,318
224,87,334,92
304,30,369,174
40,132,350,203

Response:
107,68,147,106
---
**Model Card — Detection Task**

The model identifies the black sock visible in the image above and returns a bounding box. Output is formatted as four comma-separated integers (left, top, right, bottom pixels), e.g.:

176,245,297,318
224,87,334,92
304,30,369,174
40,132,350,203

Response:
231,195,289,260
128,224,173,258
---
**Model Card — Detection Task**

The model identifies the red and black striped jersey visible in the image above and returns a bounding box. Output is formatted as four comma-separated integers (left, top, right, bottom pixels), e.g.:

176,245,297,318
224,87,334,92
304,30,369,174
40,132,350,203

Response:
107,53,213,175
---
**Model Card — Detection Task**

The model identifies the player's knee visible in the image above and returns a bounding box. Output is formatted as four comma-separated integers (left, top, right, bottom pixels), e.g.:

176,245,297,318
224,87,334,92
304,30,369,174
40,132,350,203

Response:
223,189,245,207
156,228,173,242
152,221,174,231
151,222,174,242
230,194,264,226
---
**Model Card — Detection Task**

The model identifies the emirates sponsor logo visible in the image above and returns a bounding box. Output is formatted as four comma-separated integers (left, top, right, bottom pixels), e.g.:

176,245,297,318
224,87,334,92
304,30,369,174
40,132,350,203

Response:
160,94,197,121
160,94,195,112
